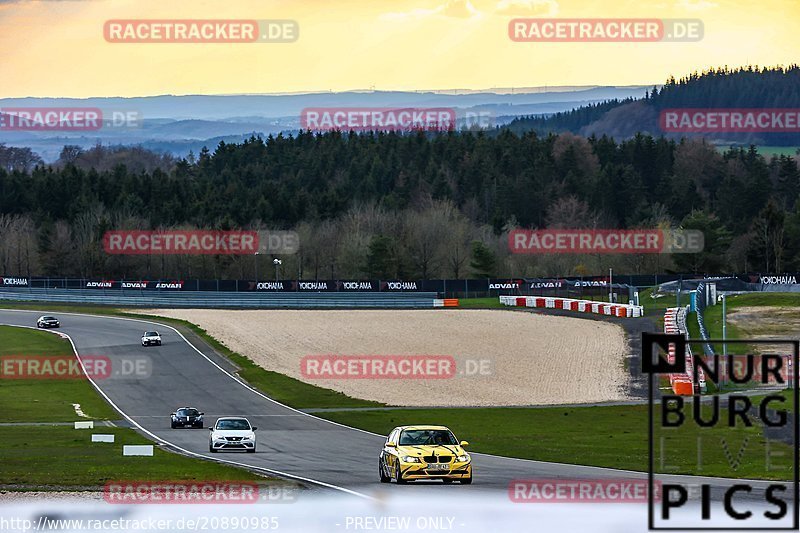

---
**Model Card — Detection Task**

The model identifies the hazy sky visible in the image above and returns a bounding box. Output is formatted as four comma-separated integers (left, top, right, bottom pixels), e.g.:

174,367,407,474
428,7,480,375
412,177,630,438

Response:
0,0,796,97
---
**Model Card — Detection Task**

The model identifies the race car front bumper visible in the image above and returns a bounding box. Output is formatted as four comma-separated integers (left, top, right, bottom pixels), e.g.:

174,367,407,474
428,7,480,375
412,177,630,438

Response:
399,460,472,480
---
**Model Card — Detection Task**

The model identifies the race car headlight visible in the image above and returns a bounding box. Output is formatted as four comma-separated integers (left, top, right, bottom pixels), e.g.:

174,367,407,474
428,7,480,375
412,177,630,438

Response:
457,454,470,462
243,433,255,440
212,434,225,441
401,456,420,463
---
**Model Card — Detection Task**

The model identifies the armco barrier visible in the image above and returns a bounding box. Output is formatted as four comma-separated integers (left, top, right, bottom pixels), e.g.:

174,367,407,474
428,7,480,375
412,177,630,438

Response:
499,295,643,318
694,282,716,357
0,288,445,309
677,304,706,392
0,276,642,301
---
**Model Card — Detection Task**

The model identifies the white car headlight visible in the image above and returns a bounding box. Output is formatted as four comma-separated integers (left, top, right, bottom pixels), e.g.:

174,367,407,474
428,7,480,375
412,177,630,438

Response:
401,456,420,463
244,433,255,440
457,454,470,462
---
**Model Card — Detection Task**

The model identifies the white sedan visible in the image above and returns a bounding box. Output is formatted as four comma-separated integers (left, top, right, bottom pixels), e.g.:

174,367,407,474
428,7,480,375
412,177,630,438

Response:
141,331,162,346
209,417,257,453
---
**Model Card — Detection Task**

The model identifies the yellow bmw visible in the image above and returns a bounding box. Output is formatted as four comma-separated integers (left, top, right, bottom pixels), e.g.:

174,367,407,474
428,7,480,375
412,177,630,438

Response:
379,425,472,484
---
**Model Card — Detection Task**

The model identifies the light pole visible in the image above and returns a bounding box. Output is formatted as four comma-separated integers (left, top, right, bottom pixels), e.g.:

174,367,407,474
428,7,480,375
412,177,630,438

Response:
608,267,613,303
721,293,728,386
254,252,260,282
273,258,282,282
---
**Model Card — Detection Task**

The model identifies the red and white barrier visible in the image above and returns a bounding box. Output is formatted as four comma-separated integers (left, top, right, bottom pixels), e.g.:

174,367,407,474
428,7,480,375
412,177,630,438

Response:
663,306,704,395
500,295,644,318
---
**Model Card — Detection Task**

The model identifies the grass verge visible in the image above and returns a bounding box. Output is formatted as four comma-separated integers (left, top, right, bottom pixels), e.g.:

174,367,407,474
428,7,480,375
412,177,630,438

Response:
697,293,800,355
0,323,277,487
319,403,794,480
0,326,118,422
457,297,505,308
0,301,384,409
639,286,693,322
1,427,265,487
2,299,794,480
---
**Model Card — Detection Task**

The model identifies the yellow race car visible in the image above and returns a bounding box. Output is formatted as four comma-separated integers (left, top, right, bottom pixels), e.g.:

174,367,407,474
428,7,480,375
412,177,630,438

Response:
379,425,472,484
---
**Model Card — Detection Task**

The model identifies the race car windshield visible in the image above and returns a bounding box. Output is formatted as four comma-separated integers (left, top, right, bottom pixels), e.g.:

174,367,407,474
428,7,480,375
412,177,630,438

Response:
144,332,158,336
43,317,56,321
177,409,199,417
399,430,457,446
216,419,250,430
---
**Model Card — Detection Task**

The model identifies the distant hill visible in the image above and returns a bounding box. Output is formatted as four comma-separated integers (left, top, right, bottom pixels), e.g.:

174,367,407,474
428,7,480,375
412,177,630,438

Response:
0,87,648,161
507,66,800,145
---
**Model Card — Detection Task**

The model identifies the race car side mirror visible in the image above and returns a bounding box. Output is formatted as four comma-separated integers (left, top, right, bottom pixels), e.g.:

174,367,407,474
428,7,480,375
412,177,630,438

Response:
386,442,396,448
252,427,258,431
199,412,204,415
460,441,469,447
170,413,175,416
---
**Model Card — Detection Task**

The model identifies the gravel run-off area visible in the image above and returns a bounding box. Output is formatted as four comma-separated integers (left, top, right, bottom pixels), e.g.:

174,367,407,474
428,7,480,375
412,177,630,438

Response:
133,309,631,407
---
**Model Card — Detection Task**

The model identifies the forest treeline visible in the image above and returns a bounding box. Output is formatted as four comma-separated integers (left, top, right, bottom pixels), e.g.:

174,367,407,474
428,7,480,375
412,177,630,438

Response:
508,66,800,145
1,128,799,280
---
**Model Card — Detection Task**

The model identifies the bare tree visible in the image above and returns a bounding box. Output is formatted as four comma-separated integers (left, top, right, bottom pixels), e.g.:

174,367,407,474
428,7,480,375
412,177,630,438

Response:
0,144,43,172
544,196,598,229
551,133,600,178
673,139,723,203
57,145,84,165
0,214,40,276
405,203,449,278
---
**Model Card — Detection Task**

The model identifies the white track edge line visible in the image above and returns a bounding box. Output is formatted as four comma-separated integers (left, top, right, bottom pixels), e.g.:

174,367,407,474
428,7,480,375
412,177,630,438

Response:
0,309,783,487
0,321,372,500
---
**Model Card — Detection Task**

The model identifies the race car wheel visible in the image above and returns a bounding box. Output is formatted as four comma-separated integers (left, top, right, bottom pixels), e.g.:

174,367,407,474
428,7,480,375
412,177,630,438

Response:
379,459,390,483
157,341,161,346
394,464,407,484
460,475,472,485
170,422,177,429
209,444,217,453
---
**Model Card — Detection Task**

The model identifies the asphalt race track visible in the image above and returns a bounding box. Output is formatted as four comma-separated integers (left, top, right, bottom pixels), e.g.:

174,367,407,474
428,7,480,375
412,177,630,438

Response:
0,309,792,506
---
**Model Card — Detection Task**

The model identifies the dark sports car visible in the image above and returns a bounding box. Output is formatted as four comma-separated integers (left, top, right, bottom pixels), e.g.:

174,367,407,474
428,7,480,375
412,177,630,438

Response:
170,407,204,428
37,316,60,328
